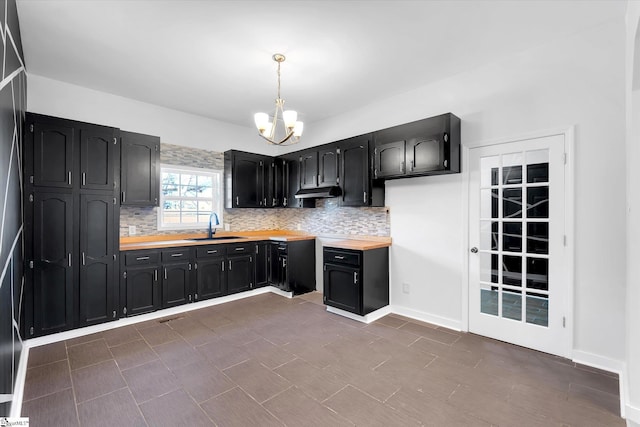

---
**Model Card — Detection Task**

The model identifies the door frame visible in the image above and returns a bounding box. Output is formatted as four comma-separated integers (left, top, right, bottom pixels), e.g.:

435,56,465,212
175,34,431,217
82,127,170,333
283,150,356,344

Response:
461,126,575,358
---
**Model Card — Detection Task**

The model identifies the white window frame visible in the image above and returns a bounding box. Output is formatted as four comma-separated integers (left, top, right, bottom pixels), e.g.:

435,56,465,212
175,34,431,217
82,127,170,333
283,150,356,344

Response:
157,164,223,231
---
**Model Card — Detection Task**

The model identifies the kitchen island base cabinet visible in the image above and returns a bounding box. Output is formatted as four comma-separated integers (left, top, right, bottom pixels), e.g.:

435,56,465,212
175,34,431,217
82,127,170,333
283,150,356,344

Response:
323,247,389,316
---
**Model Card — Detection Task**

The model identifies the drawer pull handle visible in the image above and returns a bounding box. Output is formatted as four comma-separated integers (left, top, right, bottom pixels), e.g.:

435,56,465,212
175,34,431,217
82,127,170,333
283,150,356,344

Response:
136,256,150,261
277,247,286,251
235,247,245,251
171,253,183,257
334,255,345,260
207,250,217,254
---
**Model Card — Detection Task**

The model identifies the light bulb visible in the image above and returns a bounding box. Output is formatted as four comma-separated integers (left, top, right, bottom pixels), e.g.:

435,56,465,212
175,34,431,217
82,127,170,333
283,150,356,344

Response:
293,121,304,137
283,110,298,129
254,112,269,130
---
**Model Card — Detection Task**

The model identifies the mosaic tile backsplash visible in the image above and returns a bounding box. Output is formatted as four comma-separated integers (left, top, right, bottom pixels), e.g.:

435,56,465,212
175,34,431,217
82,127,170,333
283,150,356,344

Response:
120,144,390,237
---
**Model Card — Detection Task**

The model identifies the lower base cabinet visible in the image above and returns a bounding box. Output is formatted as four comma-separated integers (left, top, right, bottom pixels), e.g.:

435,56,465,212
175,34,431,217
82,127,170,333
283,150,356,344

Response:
323,246,389,316
195,257,226,300
124,265,161,316
268,240,315,294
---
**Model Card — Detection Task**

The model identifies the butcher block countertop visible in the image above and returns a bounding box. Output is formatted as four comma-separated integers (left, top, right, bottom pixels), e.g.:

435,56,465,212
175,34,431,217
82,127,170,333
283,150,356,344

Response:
120,230,315,251
322,238,392,251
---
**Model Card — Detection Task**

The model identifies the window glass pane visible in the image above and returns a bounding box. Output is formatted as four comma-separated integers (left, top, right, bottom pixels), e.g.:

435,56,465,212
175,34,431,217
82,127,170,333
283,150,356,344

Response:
503,165,522,185
502,255,522,286
526,257,548,291
527,187,549,218
163,212,180,224
163,200,180,211
198,214,211,223
527,163,548,184
480,221,498,251
526,292,548,326
480,155,499,187
480,253,499,284
502,290,522,321
481,285,499,316
502,222,522,252
198,175,212,187
503,188,522,218
162,172,178,183
182,212,198,223
199,186,213,198
527,222,549,254
198,201,213,212
182,200,197,211
162,183,180,197
180,174,196,186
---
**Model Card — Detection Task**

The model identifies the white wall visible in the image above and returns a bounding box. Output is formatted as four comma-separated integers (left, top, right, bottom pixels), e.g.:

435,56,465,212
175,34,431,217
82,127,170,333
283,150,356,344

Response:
25,74,280,155
303,19,627,363
626,1,640,423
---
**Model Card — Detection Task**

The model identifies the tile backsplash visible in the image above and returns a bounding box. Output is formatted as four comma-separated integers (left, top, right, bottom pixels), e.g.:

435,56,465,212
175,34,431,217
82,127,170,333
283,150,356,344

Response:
120,144,390,237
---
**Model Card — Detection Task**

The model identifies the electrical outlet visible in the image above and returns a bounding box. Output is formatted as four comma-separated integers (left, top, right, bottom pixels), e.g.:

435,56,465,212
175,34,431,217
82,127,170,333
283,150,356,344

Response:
224,223,230,231
402,283,410,294
297,223,302,231
128,225,137,236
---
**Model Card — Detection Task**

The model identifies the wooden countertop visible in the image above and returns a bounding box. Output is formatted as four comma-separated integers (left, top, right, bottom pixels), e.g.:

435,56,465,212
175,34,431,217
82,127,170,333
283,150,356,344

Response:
120,230,316,251
323,239,392,251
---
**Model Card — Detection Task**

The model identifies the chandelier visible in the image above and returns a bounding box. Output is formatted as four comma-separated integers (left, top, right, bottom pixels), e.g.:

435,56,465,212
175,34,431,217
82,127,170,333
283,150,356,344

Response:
254,53,303,145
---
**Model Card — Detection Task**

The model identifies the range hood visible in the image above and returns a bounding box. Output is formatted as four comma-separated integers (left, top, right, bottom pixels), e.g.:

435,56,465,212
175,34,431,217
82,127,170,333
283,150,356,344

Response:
294,186,342,199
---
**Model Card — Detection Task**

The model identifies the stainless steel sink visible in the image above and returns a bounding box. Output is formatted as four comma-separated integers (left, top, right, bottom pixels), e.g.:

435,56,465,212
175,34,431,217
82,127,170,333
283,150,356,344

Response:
188,236,244,241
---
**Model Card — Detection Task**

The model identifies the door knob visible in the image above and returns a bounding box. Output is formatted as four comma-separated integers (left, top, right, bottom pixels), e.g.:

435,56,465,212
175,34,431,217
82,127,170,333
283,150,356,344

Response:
470,247,478,253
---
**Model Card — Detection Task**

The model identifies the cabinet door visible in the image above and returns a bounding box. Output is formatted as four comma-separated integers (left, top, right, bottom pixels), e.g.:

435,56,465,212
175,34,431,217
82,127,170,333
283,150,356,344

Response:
324,263,361,314
269,159,286,207
121,131,159,206
341,137,370,207
318,146,339,187
233,153,266,207
195,258,226,300
32,191,74,335
31,121,74,189
227,255,253,294
80,126,118,191
299,151,318,189
375,141,406,178
125,266,160,316
255,242,269,287
79,194,116,326
406,137,444,175
162,262,192,308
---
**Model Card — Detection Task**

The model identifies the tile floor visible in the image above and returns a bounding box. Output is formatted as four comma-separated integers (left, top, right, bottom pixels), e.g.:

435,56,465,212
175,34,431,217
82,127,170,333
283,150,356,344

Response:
22,292,624,426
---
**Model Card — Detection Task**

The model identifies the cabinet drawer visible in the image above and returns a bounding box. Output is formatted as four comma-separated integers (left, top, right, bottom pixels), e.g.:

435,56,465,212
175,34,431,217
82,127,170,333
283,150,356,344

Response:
196,245,227,258
324,248,360,266
161,249,191,262
124,251,160,266
227,242,253,255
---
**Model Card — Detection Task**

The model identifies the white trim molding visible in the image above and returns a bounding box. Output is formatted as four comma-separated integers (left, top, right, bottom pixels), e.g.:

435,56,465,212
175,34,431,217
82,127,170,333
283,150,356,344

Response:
392,305,462,332
572,349,626,418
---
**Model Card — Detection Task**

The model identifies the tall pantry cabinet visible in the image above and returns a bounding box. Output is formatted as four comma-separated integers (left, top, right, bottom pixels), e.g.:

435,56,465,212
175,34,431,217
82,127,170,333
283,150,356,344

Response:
24,113,120,337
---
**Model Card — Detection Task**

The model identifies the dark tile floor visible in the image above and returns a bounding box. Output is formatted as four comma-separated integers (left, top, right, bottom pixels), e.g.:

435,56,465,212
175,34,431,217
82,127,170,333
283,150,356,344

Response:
21,292,624,426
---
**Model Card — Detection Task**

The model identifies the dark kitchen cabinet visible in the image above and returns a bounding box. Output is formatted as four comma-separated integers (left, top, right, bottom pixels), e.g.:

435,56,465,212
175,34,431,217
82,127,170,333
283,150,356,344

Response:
30,121,74,189
373,113,461,179
24,113,121,338
224,150,272,208
268,239,315,294
121,250,161,317
339,134,384,207
195,258,226,300
323,247,389,316
78,194,117,327
299,145,339,189
161,249,193,308
280,152,314,208
227,254,253,294
269,158,287,207
255,241,269,288
30,191,74,336
120,131,159,206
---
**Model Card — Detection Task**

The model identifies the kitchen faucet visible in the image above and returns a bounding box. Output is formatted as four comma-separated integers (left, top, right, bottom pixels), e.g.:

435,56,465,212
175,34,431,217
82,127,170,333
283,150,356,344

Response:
208,212,219,238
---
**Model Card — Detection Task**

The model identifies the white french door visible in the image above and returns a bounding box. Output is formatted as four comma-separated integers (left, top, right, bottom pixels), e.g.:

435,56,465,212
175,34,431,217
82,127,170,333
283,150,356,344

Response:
468,134,570,357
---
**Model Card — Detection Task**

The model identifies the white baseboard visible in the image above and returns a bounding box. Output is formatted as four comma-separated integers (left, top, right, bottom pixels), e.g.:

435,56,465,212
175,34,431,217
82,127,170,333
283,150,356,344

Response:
326,305,393,324
626,403,640,425
9,346,29,418
572,349,626,418
390,305,462,331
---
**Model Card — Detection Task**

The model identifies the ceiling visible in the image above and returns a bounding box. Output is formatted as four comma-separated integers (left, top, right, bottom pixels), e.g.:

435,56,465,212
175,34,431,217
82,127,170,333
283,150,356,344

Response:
16,0,624,129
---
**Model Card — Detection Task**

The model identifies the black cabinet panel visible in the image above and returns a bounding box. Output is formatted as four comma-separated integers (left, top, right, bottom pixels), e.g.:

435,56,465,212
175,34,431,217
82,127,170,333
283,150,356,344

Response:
227,254,253,294
318,147,339,187
31,122,74,188
224,150,272,208
299,151,318,189
196,258,226,300
375,140,405,178
126,266,160,316
163,262,191,308
80,126,118,191
255,241,269,288
78,194,116,326
32,191,74,335
407,137,444,174
324,264,360,313
121,131,159,206
268,240,315,294
269,242,287,291
280,152,313,208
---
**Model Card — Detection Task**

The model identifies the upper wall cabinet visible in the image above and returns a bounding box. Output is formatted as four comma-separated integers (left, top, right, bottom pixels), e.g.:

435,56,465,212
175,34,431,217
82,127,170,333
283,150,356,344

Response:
299,144,340,190
338,134,384,207
26,113,119,191
224,150,272,208
120,131,160,207
373,113,461,180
